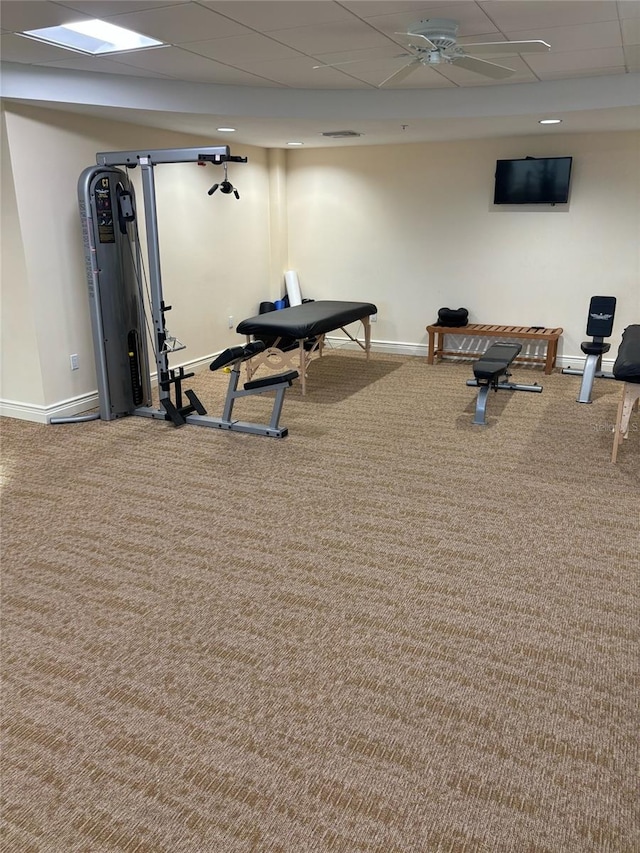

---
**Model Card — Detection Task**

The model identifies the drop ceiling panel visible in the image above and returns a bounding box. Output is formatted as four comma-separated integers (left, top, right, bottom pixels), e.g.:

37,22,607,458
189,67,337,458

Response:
202,1,357,31
184,33,304,64
111,44,282,85
621,15,640,42
41,54,172,76
56,0,190,16
0,32,79,62
266,19,394,54
107,3,253,43
527,44,625,73
623,42,640,66
362,2,500,39
504,20,625,52
341,2,454,16
618,0,640,17
238,57,373,88
0,0,91,30
480,1,620,31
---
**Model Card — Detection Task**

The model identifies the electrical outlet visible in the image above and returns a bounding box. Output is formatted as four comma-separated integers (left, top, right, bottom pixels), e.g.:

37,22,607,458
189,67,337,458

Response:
370,313,377,323
228,315,234,328
70,353,79,370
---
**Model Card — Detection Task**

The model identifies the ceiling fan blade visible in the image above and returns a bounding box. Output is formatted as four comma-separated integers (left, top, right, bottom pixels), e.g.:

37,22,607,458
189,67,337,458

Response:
378,59,423,88
454,55,515,79
461,39,550,56
394,31,437,49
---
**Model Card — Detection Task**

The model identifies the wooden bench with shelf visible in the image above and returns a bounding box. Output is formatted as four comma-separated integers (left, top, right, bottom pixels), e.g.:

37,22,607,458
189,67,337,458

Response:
426,324,562,375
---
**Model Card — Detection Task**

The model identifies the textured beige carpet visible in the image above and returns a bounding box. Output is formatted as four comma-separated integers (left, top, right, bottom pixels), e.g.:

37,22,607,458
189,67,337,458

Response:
1,352,639,853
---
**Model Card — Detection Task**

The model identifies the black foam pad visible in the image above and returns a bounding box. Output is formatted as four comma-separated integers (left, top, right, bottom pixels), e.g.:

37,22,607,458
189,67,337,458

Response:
244,370,299,390
473,343,522,380
243,340,266,358
210,346,245,371
581,341,611,356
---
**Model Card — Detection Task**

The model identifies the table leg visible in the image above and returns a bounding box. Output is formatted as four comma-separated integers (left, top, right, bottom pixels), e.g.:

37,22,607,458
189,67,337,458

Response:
611,382,640,463
363,316,371,359
427,329,436,364
544,339,557,374
299,340,306,395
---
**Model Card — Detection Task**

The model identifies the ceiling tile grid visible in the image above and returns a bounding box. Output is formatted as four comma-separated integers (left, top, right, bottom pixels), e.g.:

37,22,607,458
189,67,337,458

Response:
1,0,639,147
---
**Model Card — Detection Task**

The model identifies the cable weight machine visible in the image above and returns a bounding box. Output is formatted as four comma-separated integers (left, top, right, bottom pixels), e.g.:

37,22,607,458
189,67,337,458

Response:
78,146,296,437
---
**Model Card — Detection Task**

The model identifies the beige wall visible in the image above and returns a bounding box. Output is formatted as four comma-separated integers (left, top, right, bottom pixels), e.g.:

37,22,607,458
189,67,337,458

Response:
1,101,639,421
286,131,640,357
1,103,271,419
1,110,44,408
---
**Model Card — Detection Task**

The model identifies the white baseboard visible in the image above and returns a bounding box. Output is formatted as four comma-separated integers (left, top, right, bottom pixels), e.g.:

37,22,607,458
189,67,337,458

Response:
326,336,426,357
0,352,220,425
327,336,616,371
0,346,617,424
0,391,100,424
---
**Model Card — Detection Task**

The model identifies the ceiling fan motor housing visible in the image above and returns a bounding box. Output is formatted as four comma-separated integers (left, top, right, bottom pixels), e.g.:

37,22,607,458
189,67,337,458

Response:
410,18,460,50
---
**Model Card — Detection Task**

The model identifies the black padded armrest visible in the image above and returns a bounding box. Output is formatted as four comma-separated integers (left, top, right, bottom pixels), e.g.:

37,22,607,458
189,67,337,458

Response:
244,370,299,390
210,340,266,371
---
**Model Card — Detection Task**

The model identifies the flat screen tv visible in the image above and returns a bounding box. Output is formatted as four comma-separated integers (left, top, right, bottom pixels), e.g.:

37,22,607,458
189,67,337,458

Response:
494,156,573,205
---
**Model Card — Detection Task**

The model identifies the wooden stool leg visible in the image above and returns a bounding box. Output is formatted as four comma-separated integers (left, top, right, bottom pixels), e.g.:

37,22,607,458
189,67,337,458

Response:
611,383,640,463
611,391,625,463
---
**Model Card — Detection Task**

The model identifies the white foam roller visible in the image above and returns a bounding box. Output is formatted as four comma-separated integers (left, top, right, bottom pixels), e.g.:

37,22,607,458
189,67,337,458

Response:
284,270,302,307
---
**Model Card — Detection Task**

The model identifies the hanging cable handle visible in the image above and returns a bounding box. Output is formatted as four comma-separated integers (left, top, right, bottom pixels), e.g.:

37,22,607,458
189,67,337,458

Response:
204,154,246,199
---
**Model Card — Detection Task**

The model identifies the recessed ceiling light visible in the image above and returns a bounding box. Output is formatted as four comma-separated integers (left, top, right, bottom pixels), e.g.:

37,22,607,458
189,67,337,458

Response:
19,19,163,55
287,142,304,146
216,127,236,133
539,119,562,125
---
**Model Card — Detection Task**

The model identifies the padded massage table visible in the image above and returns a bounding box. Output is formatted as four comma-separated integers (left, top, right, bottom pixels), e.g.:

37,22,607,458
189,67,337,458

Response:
236,300,378,394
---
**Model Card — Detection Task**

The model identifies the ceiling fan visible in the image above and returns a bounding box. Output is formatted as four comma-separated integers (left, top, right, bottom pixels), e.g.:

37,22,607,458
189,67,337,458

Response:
314,19,550,87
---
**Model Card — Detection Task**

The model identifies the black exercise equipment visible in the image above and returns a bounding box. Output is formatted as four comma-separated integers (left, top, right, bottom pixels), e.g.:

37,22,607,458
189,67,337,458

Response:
562,295,617,403
466,342,543,425
207,341,298,437
436,307,469,327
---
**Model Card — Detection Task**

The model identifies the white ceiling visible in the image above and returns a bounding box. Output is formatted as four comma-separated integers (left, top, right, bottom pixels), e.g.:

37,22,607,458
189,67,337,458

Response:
1,0,640,147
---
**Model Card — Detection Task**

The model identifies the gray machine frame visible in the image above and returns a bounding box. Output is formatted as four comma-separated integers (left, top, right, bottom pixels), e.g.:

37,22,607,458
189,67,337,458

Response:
79,146,292,437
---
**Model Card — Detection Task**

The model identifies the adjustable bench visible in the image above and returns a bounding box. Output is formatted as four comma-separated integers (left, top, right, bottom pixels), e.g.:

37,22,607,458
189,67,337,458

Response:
466,342,543,425
206,340,298,437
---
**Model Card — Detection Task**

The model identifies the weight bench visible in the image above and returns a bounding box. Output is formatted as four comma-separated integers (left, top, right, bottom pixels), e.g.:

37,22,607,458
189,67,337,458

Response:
466,342,543,425
206,340,298,437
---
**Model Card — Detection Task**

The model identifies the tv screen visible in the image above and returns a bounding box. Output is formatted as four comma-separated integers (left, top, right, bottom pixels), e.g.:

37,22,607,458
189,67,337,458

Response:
494,156,573,205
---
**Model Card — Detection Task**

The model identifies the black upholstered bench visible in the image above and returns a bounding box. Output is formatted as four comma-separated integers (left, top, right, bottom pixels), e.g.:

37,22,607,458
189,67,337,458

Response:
466,342,543,425
236,300,377,394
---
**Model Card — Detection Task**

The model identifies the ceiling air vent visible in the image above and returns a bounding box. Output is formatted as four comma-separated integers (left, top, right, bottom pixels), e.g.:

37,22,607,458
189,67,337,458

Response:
320,130,363,138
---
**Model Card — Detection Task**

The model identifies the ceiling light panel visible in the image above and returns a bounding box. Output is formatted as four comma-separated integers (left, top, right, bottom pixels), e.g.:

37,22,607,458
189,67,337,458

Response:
21,19,163,55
